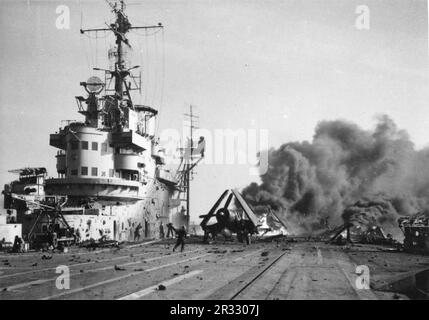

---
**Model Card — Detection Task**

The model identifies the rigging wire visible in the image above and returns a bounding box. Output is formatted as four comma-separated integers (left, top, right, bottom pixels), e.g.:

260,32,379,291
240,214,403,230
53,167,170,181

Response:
129,25,166,136
88,35,95,67
81,31,110,39
80,37,90,71
79,3,91,73
95,31,98,67
155,28,166,136
130,28,163,37
104,29,108,72
144,28,150,106
152,30,159,110
136,33,144,105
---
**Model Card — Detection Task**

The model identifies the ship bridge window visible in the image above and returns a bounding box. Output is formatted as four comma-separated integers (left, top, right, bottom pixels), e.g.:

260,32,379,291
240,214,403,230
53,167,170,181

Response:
81,166,88,176
91,167,98,176
70,141,79,150
81,141,88,150
92,142,98,151
109,169,114,177
70,169,78,176
101,143,108,152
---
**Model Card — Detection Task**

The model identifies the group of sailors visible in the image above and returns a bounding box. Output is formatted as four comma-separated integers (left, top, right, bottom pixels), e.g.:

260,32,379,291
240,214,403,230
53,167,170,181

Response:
133,222,188,252
3,221,192,253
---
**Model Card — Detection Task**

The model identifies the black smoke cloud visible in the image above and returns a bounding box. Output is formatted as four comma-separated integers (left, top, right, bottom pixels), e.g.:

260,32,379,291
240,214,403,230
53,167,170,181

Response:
242,115,429,235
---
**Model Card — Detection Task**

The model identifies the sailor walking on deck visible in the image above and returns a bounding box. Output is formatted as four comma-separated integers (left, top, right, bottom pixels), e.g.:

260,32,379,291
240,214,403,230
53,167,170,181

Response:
171,225,187,252
166,222,174,238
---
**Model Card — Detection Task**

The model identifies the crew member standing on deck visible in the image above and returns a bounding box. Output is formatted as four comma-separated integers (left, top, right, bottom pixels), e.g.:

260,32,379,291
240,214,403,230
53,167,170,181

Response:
172,225,187,252
159,222,165,239
134,223,142,241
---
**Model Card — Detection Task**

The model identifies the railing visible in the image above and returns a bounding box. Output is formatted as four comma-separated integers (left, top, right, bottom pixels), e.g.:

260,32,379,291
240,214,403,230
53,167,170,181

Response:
60,120,78,127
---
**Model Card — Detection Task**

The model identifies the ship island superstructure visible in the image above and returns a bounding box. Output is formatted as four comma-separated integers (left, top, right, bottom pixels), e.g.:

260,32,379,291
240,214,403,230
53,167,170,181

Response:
2,1,192,245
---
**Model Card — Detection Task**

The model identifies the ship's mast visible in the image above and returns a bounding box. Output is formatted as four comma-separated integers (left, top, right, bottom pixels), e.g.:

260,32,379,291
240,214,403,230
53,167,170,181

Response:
114,0,127,100
80,0,163,107
176,105,202,229
185,105,197,228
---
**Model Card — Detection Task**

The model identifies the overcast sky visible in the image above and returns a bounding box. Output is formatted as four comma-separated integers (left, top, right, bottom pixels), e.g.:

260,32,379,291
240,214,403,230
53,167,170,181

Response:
0,0,428,222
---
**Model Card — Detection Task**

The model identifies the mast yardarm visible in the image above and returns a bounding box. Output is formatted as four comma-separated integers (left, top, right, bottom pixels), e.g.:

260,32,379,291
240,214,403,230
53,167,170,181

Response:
80,0,163,108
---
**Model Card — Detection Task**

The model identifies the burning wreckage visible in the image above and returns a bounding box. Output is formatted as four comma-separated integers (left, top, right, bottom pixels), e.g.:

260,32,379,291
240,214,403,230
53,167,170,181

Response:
196,187,429,258
326,199,401,246
399,212,429,253
323,200,429,254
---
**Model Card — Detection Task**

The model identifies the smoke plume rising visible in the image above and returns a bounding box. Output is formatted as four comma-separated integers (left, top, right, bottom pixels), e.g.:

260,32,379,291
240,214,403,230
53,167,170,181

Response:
242,115,429,236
